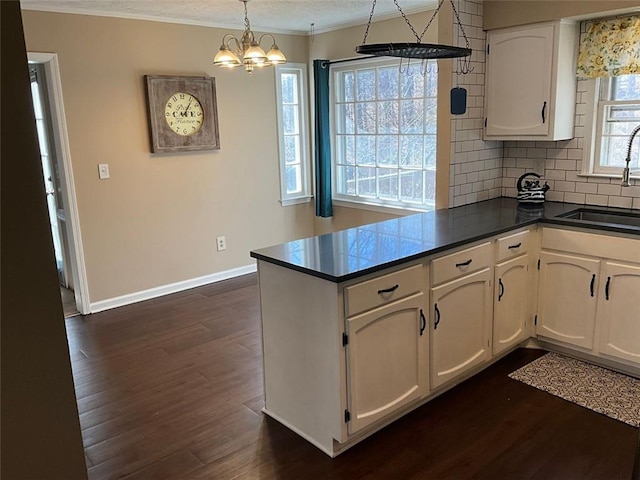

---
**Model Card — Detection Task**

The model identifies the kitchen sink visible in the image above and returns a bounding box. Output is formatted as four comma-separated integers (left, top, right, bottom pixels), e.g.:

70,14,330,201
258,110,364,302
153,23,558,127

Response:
557,208,640,228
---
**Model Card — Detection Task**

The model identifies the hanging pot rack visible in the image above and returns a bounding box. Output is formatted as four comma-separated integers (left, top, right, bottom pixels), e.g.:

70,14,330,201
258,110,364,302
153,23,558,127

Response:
356,0,472,60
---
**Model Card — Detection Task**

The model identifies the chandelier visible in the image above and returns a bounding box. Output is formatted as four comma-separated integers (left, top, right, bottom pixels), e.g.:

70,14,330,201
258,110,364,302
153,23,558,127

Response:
213,0,287,74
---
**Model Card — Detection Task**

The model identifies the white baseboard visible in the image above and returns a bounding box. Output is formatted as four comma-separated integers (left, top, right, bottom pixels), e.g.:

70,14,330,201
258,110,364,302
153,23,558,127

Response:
89,263,257,313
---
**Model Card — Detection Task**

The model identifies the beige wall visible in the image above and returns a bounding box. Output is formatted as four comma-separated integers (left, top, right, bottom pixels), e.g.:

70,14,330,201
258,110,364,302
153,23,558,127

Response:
1,3,87,477
484,0,640,30
22,11,315,303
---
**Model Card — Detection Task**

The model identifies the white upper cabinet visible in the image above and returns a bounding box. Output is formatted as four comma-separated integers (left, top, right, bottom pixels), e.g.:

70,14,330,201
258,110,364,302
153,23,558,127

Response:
484,21,579,140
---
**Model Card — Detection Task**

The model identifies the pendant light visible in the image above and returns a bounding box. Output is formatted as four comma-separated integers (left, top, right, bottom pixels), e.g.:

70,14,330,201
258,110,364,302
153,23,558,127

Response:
213,0,286,74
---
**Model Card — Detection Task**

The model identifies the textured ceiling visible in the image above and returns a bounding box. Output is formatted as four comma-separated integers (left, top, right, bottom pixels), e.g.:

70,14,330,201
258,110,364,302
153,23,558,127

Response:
20,0,438,35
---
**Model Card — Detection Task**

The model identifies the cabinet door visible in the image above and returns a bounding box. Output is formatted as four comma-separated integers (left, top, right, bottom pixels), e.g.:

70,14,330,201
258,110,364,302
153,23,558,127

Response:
430,268,492,389
537,251,600,350
597,261,640,364
485,24,553,136
345,292,428,434
494,255,530,355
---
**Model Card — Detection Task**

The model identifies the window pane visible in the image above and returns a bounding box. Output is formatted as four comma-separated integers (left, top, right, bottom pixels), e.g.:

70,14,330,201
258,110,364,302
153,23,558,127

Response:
356,69,375,101
337,71,355,102
336,135,355,165
356,102,376,133
401,99,424,134
284,135,299,165
378,66,399,100
337,165,356,195
281,73,297,104
378,168,398,199
424,135,437,168
401,64,424,98
400,135,423,167
356,136,376,165
377,135,398,166
336,104,355,135
425,98,437,134
378,101,399,134
356,166,376,197
282,105,298,134
601,136,639,168
612,75,640,100
285,165,301,194
400,170,424,203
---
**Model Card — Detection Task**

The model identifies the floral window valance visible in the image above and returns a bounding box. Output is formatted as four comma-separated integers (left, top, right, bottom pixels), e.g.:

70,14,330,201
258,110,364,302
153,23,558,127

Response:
577,15,640,79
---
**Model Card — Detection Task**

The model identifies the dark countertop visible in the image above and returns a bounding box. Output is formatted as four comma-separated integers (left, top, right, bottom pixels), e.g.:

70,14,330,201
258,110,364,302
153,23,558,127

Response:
250,198,640,283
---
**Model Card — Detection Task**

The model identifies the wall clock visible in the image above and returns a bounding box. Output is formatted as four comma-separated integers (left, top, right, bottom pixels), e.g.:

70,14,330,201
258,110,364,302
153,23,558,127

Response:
144,75,220,153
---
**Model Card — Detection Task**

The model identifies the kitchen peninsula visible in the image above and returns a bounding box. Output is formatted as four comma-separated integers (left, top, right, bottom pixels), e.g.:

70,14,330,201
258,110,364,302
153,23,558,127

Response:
250,197,640,456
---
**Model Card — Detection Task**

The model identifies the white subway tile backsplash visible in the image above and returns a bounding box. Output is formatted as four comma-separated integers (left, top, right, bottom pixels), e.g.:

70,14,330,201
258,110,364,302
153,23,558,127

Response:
564,193,586,204
608,196,633,208
585,194,609,206
597,183,622,196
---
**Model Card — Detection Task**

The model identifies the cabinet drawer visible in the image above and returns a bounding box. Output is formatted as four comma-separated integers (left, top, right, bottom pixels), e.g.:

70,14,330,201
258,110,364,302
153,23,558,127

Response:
432,242,492,286
497,230,531,262
541,228,640,264
345,265,423,317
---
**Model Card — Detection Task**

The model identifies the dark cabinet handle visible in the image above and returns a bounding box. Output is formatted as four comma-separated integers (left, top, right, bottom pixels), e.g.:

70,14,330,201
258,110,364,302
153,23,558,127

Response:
542,101,547,124
419,309,426,336
590,274,596,297
498,278,505,302
455,259,472,268
434,303,441,330
508,242,522,250
377,284,399,295
605,276,611,300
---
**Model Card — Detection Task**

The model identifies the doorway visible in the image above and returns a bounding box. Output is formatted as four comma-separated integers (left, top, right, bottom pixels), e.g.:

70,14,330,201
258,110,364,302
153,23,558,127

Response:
28,53,90,316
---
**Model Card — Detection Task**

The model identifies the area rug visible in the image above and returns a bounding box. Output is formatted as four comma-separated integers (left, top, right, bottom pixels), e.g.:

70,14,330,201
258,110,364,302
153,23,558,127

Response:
508,352,640,427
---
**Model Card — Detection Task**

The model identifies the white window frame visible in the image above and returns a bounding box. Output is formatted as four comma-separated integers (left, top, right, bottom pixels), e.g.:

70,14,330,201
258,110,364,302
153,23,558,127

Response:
330,57,438,213
582,75,640,179
275,63,311,206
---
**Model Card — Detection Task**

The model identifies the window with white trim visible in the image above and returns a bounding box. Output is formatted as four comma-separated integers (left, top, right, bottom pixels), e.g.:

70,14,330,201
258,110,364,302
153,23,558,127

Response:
275,64,311,205
332,58,437,211
590,74,640,176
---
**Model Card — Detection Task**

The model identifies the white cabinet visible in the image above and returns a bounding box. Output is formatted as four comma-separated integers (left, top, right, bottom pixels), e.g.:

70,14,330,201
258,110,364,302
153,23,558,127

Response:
538,227,640,369
430,242,493,389
345,293,428,434
537,251,600,350
484,21,578,140
596,261,640,364
494,254,531,355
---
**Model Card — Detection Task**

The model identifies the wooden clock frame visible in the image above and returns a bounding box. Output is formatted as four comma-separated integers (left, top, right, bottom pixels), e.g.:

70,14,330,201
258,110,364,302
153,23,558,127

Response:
144,75,220,153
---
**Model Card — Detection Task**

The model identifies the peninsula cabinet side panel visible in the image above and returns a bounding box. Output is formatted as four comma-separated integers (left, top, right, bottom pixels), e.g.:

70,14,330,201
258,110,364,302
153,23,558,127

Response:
257,261,344,455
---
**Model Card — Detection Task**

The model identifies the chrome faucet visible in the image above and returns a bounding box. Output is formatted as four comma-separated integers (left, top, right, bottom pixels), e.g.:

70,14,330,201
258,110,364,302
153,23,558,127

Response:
622,124,640,187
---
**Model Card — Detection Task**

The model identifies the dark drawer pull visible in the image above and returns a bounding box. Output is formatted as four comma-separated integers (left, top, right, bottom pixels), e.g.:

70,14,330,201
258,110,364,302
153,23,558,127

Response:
508,242,522,250
378,284,399,295
590,274,596,297
419,309,426,336
605,276,611,300
434,303,441,330
498,278,505,302
455,259,472,268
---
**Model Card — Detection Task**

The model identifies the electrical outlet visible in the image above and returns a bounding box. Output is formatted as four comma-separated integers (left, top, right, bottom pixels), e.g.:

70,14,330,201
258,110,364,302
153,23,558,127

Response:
216,236,226,251
98,163,110,179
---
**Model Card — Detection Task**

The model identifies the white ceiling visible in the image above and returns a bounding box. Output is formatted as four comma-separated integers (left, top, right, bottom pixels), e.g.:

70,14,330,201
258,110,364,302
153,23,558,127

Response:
20,0,438,35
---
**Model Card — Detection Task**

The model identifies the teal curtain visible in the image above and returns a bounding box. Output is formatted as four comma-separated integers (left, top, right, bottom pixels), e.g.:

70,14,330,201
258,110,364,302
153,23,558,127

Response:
313,60,333,218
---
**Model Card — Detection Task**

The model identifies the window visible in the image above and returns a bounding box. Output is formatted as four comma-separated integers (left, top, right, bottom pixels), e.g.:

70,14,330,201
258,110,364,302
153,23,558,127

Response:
589,74,640,176
275,64,311,205
332,58,437,211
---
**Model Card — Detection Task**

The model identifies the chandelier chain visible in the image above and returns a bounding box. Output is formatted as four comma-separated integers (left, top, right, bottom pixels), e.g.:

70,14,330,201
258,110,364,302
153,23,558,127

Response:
243,0,250,31
362,0,378,45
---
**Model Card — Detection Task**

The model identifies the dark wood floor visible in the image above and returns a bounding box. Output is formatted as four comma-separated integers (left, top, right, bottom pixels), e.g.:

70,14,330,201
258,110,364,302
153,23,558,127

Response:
66,273,638,480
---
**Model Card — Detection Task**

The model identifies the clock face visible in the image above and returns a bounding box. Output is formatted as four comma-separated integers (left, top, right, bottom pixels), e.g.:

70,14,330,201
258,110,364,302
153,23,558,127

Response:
164,92,203,136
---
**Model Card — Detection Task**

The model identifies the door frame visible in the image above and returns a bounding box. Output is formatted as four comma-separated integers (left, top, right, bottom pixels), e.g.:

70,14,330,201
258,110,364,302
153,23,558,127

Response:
28,52,90,314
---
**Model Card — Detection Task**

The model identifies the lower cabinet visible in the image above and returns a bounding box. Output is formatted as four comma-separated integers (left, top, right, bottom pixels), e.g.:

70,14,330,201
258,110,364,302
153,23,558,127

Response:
596,261,640,364
345,292,428,434
494,254,531,355
430,268,493,389
537,251,600,350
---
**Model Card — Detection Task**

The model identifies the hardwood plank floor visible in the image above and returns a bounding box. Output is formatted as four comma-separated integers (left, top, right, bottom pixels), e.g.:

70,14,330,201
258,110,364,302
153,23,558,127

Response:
66,273,638,479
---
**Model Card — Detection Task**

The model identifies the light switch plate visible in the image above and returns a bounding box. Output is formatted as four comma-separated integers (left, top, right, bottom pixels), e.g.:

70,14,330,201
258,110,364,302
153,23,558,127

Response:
98,164,110,179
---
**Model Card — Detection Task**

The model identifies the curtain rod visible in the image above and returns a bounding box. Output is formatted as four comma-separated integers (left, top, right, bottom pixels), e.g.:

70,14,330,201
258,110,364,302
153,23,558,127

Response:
321,56,376,68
